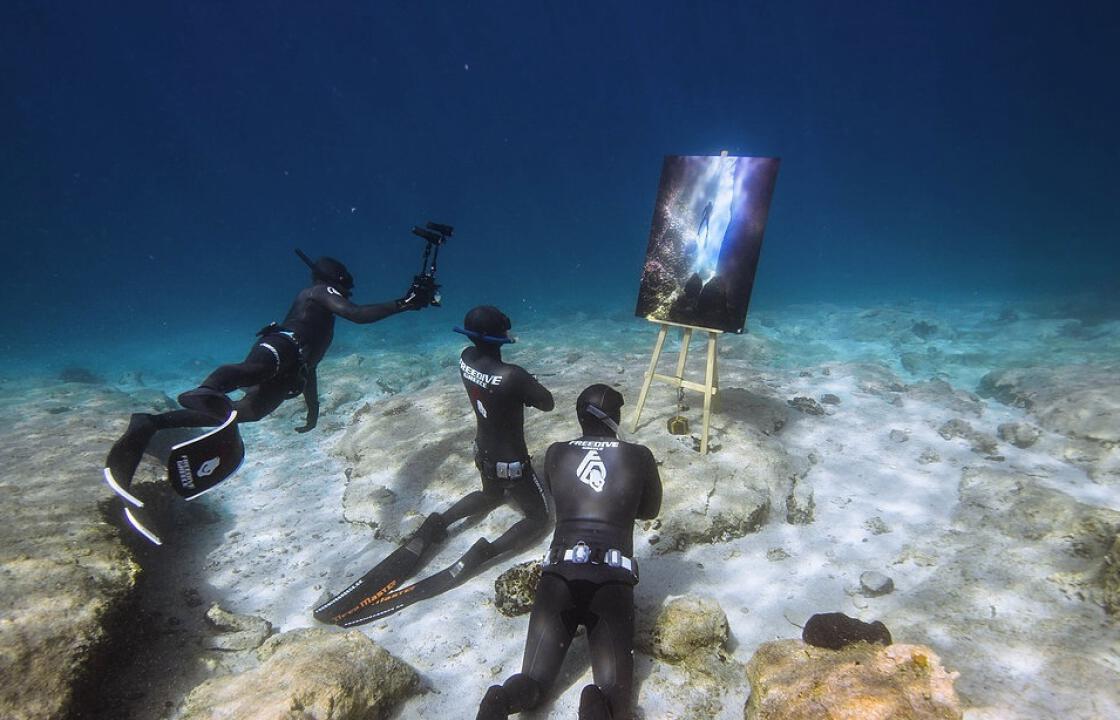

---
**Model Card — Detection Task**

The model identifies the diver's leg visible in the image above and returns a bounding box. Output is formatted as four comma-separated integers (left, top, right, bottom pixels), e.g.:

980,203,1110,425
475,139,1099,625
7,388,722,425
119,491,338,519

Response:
148,409,223,430
488,516,549,557
180,343,278,417
441,468,504,525
489,466,551,556
584,582,636,720
441,490,502,524
478,573,578,719
231,384,286,423
200,344,279,392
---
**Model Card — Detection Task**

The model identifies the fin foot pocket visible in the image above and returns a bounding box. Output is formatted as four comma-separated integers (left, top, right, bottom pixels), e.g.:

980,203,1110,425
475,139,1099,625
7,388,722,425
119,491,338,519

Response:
177,387,234,418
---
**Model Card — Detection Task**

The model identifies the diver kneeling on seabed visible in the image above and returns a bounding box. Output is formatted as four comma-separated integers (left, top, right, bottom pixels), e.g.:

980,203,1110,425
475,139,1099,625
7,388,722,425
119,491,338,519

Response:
478,384,662,720
314,305,555,625
102,234,446,545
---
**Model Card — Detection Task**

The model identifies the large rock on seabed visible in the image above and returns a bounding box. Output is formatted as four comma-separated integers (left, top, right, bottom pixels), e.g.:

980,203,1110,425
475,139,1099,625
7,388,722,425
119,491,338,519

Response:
744,639,962,720
180,627,420,720
0,381,146,720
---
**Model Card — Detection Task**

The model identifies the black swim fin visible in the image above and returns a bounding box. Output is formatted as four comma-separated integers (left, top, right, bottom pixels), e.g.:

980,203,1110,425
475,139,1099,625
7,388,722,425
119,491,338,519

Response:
122,503,163,546
335,538,494,627
165,411,244,499
104,413,159,505
314,513,448,624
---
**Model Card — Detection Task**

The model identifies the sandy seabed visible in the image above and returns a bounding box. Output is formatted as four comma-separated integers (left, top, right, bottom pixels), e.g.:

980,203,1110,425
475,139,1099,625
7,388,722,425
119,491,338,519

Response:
11,297,1120,720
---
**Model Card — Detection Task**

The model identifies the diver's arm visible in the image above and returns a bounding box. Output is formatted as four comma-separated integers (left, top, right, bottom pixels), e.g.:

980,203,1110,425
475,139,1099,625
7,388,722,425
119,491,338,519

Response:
636,447,663,520
541,444,557,495
317,286,404,324
295,369,319,433
317,278,432,323
521,370,555,411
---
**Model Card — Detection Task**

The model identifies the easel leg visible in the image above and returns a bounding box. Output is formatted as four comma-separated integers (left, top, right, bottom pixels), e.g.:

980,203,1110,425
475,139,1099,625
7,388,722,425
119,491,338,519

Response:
631,324,668,431
674,327,693,383
701,331,718,455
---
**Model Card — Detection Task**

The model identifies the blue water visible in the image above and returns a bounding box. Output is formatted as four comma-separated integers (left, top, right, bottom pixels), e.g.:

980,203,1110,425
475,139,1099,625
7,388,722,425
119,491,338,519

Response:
3,1,1118,378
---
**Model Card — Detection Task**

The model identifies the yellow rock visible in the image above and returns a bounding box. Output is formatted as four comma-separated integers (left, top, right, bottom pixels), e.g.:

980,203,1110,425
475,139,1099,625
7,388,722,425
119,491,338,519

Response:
745,639,962,720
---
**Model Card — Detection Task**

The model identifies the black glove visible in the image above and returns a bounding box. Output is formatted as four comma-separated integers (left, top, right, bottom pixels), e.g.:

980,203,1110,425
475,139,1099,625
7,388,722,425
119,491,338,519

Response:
396,275,437,310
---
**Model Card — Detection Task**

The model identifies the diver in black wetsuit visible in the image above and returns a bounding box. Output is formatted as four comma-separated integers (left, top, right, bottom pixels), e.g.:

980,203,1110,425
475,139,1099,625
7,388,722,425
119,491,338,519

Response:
478,384,662,720
103,254,435,495
310,305,555,626
428,304,555,568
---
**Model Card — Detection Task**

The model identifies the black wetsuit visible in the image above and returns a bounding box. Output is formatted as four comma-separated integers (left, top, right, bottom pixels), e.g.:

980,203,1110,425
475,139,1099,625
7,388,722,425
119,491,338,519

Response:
481,434,662,720
106,282,416,487
440,344,555,554
196,284,403,427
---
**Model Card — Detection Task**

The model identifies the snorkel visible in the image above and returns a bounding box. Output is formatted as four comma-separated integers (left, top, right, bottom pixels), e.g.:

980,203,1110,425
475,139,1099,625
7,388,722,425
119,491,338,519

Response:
453,327,516,345
585,403,621,436
577,384,625,438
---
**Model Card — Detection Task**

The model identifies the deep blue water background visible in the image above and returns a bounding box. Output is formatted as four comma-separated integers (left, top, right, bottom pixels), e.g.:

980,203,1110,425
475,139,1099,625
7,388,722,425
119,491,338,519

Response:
3,1,1118,377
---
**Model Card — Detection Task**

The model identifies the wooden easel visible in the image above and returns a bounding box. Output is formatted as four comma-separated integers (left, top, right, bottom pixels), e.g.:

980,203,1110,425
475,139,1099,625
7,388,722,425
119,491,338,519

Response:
631,317,721,454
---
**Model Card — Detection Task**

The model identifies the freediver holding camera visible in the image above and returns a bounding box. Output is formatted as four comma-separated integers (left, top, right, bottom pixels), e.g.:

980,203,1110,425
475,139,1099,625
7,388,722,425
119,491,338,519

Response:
102,222,452,544
314,304,555,626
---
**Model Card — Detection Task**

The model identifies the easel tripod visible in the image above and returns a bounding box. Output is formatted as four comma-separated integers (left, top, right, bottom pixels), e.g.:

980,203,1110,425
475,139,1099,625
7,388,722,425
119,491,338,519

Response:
630,318,721,454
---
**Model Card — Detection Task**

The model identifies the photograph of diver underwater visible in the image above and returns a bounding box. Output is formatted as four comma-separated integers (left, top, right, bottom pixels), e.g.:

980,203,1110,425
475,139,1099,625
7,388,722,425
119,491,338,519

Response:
635,154,780,333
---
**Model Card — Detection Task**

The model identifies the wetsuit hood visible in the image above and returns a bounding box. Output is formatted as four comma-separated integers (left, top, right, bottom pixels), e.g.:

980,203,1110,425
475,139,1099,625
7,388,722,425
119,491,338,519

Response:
455,305,514,345
295,249,354,297
577,384,624,436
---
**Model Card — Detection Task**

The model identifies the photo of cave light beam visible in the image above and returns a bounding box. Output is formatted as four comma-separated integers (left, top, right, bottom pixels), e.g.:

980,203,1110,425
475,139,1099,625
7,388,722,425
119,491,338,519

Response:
635,154,780,334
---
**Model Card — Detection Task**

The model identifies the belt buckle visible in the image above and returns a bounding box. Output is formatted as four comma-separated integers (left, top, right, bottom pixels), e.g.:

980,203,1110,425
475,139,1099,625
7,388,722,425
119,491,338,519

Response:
571,541,590,564
605,549,622,568
508,461,522,479
496,462,509,479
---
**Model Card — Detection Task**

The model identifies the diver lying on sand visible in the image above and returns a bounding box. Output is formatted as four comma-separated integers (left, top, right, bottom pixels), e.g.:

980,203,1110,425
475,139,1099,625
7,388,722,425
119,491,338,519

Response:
477,385,662,720
314,305,555,625
103,250,436,541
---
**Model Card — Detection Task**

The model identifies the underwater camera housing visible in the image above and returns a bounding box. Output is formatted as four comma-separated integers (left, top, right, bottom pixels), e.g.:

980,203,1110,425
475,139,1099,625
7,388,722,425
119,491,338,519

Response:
411,221,453,307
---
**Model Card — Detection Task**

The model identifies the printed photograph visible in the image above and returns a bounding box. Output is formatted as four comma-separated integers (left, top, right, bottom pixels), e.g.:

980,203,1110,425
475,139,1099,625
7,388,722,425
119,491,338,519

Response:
635,154,780,333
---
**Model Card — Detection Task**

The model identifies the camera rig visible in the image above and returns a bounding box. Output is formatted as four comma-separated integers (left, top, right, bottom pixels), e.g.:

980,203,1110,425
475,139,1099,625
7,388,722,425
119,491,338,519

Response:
411,221,453,307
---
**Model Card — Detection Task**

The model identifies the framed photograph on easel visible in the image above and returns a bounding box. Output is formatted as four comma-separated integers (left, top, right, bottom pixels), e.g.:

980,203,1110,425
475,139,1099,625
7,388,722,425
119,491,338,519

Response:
631,153,779,454
635,153,780,334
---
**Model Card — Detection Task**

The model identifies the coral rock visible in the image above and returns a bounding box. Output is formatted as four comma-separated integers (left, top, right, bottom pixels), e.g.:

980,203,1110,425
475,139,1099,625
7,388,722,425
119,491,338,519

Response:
204,603,272,651
787,396,825,416
996,422,1042,449
494,560,542,617
745,639,962,720
648,595,730,663
181,627,419,720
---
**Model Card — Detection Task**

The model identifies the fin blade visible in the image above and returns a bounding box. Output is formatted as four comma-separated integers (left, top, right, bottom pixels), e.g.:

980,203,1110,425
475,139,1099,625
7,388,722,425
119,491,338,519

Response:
314,544,425,623
124,506,163,546
103,467,144,507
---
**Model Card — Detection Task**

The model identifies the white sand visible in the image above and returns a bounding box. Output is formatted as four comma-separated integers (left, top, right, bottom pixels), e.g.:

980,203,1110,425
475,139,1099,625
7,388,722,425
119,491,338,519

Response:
110,300,1120,719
